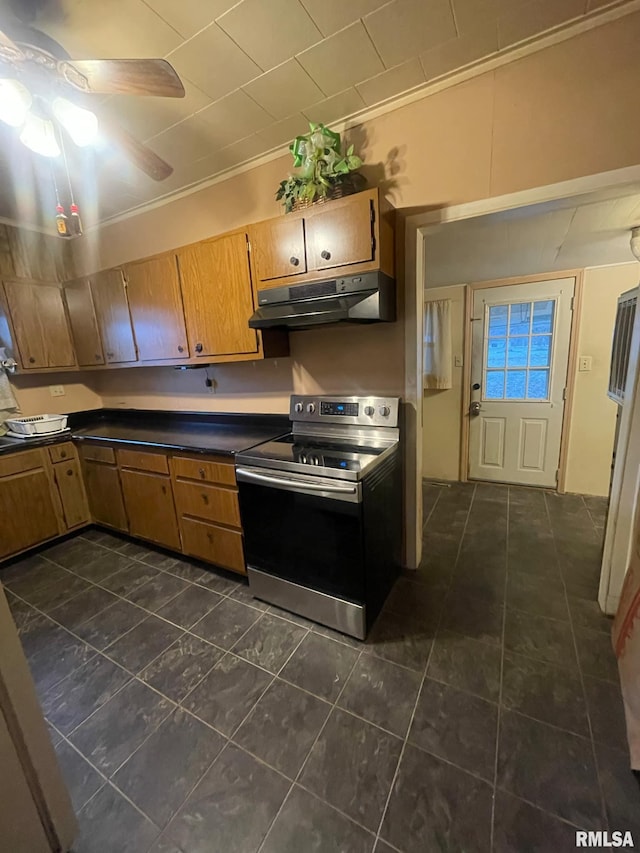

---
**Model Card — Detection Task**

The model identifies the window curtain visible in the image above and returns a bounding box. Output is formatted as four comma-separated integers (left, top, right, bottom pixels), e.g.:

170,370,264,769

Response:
424,298,452,390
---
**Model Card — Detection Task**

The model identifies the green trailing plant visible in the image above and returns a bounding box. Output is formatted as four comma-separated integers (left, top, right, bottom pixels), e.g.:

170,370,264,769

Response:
276,122,364,212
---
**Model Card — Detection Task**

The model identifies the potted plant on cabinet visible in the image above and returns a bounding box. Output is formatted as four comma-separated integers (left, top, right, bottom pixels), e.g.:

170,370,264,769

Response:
276,122,365,213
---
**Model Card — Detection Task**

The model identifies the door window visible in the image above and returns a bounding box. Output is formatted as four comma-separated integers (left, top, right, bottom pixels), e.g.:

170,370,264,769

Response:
483,300,555,401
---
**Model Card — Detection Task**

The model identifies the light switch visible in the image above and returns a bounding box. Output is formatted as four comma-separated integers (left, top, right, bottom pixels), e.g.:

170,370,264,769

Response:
49,385,65,397
578,356,592,372
454,355,463,368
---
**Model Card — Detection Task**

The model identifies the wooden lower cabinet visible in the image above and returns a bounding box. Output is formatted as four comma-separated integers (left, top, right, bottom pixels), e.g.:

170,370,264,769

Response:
0,451,60,559
52,458,90,529
81,459,128,532
120,469,181,551
180,517,245,575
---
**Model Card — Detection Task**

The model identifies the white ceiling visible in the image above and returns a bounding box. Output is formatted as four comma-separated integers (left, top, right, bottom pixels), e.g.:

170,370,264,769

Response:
424,184,640,288
0,0,630,227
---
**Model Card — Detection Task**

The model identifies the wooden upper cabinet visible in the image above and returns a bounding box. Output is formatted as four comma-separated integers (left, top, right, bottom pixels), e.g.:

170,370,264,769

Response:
3,280,75,370
177,232,258,358
90,269,137,364
305,193,374,271
124,255,189,361
251,216,307,281
64,278,104,366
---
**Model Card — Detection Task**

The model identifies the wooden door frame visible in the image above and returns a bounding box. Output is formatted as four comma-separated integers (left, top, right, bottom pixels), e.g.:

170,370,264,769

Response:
459,269,584,492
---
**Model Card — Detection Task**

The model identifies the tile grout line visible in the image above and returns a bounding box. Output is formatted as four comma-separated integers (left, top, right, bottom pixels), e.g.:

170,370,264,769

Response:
543,490,611,832
372,482,479,851
488,486,511,852
254,643,367,853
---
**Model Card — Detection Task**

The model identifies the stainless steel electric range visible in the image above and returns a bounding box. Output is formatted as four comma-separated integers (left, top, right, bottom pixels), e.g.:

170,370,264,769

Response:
235,395,402,640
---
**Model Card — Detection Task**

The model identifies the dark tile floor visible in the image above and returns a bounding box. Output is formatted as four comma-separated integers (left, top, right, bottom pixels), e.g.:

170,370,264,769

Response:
2,482,639,852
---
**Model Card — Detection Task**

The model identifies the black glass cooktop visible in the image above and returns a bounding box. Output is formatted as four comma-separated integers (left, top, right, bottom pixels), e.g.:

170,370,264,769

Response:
241,433,388,473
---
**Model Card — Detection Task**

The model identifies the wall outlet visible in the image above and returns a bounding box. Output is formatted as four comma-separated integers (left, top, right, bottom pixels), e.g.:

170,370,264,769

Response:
49,385,65,397
454,355,463,367
578,356,592,372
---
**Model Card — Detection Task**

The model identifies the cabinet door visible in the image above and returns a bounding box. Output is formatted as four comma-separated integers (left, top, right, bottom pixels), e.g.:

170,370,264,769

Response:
64,278,104,366
125,255,189,361
0,469,60,558
305,193,374,271
3,281,75,370
53,459,90,529
120,469,180,550
251,217,307,282
90,269,137,364
177,233,258,358
82,460,128,531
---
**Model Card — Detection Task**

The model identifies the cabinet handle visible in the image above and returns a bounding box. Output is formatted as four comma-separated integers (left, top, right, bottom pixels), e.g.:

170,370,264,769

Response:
178,345,184,353
106,351,114,359
29,356,35,363
199,468,206,478
66,468,73,476
161,485,167,494
60,451,67,458
207,532,213,543
95,353,101,361
195,343,203,353
289,256,299,267
320,250,331,261
201,493,209,504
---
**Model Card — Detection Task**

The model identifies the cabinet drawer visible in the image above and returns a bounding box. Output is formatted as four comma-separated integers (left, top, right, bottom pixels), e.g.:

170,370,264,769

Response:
48,443,75,464
174,480,240,528
0,449,45,477
180,517,245,575
79,444,116,465
118,448,169,474
171,455,236,487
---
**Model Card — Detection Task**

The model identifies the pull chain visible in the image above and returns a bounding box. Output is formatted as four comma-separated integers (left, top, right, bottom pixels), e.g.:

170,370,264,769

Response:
60,132,83,236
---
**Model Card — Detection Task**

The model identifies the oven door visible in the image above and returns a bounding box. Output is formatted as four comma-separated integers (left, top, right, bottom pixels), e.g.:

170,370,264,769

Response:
236,466,365,605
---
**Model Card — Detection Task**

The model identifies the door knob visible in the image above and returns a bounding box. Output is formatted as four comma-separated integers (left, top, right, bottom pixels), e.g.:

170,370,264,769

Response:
469,401,482,416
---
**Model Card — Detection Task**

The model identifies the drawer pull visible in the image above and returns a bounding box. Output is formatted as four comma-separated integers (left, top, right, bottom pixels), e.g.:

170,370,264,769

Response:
29,356,35,363
201,493,209,504
60,450,67,458
289,256,299,266
66,468,73,476
199,468,205,478
95,353,101,360
195,343,203,353
320,250,331,260
178,345,184,353
161,485,167,494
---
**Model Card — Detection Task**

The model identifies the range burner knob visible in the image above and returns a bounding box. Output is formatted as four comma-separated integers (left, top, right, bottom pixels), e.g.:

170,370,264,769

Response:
294,402,303,413
379,405,390,417
306,403,316,414
364,405,375,416
310,454,320,465
300,453,307,464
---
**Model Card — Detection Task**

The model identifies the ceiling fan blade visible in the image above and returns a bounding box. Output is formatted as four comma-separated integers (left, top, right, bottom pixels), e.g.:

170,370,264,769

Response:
60,58,185,97
0,28,26,62
102,118,173,181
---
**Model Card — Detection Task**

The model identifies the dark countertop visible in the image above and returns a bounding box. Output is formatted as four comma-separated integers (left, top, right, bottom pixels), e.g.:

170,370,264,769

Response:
0,409,290,458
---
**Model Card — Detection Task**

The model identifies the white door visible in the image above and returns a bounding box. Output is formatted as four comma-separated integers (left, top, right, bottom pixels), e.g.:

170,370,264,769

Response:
468,278,574,487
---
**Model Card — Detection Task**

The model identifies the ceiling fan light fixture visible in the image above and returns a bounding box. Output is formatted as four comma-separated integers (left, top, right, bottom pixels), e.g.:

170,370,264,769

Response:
0,78,31,127
19,112,60,158
52,97,98,147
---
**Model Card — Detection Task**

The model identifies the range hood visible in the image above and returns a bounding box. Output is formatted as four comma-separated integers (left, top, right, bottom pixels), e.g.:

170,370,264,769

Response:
248,271,396,331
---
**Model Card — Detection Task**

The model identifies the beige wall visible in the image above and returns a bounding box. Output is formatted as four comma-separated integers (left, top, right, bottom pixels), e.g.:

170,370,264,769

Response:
565,263,640,495
422,285,465,481
8,372,101,417
422,263,640,495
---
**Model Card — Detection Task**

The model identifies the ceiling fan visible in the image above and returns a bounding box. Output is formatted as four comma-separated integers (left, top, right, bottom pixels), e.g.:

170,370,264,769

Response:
0,0,185,180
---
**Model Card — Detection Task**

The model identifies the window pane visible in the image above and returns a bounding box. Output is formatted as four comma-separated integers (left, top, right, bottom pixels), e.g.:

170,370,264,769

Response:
488,305,508,337
487,339,506,368
506,370,526,398
509,303,531,336
486,371,505,399
507,337,529,367
527,370,550,399
529,335,552,367
532,300,554,334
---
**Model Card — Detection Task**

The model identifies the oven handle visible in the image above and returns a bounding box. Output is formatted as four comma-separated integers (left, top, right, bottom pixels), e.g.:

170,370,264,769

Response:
236,466,359,497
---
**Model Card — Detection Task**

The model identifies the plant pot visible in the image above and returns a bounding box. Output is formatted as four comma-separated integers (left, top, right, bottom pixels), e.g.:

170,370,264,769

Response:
289,173,366,213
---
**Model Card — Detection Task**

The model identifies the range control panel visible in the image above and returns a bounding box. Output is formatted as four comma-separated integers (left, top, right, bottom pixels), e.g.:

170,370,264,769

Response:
289,396,400,428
